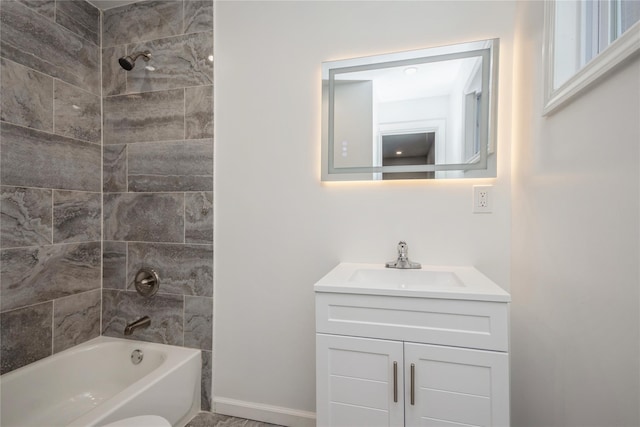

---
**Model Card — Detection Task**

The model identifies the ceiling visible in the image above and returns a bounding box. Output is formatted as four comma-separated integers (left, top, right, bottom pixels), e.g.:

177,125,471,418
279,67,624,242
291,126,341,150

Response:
335,56,480,103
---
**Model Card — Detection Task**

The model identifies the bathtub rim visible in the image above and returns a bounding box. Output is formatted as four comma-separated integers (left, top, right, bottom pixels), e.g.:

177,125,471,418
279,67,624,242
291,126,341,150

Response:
1,335,201,427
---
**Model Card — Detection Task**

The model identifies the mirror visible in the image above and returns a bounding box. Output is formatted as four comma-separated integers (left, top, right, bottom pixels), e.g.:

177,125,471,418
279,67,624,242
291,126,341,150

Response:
322,39,499,181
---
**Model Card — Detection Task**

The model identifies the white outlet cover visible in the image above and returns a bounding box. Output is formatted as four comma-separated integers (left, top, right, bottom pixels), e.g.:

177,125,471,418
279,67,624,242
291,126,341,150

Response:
473,185,493,213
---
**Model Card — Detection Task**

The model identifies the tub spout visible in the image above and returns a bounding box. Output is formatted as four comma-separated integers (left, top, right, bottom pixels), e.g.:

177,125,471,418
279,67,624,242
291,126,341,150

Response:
124,316,151,336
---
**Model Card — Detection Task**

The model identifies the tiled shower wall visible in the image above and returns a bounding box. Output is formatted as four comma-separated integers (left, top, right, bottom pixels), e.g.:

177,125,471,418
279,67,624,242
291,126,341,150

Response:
0,0,102,374
100,0,214,410
0,0,214,410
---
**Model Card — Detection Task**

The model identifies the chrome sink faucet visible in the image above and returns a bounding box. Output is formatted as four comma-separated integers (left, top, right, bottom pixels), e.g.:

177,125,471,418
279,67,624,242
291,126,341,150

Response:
124,316,151,336
386,241,422,269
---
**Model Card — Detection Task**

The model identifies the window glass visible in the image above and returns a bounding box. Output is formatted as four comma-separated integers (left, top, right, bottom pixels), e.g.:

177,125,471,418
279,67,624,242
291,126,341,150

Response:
620,0,640,33
544,0,640,113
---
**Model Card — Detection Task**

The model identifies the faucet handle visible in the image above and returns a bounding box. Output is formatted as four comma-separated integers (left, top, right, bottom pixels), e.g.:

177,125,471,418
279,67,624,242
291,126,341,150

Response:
134,268,160,297
397,241,408,257
386,240,421,269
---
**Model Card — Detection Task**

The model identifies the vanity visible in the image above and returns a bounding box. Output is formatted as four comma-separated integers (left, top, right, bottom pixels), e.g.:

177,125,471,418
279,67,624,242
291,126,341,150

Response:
315,263,510,426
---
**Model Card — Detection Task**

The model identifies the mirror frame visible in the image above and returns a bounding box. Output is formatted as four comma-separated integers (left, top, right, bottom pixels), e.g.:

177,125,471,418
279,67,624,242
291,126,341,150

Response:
322,39,499,181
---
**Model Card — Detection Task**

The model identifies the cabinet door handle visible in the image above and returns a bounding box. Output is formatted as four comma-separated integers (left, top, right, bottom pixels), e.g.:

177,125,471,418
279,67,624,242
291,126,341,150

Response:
393,361,398,403
410,363,415,405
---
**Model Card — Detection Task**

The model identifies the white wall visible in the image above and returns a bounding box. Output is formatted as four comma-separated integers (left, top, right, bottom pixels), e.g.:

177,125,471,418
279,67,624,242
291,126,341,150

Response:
215,1,515,423
511,2,640,426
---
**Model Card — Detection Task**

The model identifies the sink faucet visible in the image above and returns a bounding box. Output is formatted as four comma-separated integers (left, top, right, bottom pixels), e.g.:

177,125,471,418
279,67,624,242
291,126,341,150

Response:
124,316,151,336
386,241,422,269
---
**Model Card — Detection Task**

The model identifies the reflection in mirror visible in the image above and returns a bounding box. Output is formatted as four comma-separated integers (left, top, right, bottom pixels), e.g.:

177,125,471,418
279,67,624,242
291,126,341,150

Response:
321,39,499,181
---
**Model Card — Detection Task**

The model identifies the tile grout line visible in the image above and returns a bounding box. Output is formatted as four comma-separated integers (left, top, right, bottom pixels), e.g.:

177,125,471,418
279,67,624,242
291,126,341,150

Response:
103,81,213,99
125,144,128,194
0,240,103,252
100,5,104,341
51,299,55,355
51,187,55,245
0,37,2,350
0,119,103,148
182,61,187,343
52,78,56,137
125,242,129,294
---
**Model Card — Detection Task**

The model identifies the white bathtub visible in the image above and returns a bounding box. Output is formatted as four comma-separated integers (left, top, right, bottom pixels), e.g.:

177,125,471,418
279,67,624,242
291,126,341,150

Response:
0,336,201,427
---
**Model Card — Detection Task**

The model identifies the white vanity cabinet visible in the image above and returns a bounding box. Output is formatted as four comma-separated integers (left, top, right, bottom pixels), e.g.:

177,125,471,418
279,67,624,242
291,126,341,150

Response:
314,263,511,427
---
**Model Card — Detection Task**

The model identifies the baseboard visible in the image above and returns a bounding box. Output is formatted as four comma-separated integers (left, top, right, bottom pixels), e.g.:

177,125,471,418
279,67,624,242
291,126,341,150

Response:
212,396,316,427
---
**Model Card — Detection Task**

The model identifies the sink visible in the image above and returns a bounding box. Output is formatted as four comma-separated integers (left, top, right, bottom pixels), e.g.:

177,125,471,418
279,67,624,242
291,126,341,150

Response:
315,263,510,301
348,269,463,288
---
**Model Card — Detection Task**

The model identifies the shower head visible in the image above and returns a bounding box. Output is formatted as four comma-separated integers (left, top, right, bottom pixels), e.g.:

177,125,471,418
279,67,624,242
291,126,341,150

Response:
118,51,151,71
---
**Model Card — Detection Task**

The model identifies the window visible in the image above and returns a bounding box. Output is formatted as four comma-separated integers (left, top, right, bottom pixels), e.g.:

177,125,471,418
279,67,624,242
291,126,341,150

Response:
544,0,640,114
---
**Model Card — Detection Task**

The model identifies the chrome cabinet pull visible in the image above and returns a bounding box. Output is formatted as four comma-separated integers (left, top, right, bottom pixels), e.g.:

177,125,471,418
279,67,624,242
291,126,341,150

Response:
410,363,415,405
393,361,398,403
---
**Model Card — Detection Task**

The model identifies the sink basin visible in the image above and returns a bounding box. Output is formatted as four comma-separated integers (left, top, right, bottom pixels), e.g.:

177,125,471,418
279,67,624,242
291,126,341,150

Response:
348,269,463,288
315,263,510,301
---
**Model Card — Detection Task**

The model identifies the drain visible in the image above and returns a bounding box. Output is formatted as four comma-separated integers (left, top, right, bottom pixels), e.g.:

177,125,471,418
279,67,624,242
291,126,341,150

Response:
131,349,144,365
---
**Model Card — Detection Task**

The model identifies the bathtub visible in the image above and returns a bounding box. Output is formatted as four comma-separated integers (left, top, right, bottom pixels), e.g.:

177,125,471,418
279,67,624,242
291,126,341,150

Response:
0,336,201,427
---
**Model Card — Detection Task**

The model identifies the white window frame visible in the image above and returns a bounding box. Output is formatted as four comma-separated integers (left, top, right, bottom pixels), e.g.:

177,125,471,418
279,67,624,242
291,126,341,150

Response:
543,0,640,115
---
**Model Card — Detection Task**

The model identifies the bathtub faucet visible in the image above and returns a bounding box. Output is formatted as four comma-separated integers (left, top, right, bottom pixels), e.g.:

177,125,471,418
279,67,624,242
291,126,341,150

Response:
124,316,151,336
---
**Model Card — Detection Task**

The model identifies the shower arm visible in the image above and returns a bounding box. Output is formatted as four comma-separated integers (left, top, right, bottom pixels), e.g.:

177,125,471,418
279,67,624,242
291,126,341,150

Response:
130,51,151,62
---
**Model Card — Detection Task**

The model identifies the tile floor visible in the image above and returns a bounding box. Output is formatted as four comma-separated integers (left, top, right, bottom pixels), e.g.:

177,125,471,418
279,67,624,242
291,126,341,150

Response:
186,412,284,427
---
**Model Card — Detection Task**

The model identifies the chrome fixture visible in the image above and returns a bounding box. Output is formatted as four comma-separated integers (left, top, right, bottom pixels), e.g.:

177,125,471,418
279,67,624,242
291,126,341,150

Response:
386,241,422,269
130,349,144,365
118,50,151,70
134,268,160,297
124,316,151,336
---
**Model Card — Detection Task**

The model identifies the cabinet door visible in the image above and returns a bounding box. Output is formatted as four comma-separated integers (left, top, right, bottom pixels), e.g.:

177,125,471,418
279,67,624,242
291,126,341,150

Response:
316,334,404,427
404,343,509,427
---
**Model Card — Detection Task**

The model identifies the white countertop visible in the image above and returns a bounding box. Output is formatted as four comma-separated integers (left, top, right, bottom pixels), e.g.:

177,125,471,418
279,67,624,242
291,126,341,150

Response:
314,262,511,302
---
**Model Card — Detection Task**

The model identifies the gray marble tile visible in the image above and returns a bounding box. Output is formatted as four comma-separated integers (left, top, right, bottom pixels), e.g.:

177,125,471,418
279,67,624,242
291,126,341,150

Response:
0,57,53,132
103,241,127,289
55,0,100,46
185,412,283,427
1,186,52,248
1,122,101,192
0,1,100,95
185,191,213,244
0,302,53,374
53,289,101,353
185,85,213,140
200,352,212,412
184,296,212,350
103,89,184,144
54,80,101,144
184,0,213,34
103,144,128,193
103,193,184,242
126,31,214,93
102,0,183,48
102,289,183,345
128,140,213,192
127,243,213,296
103,46,128,96
14,0,55,19
1,242,101,311
53,190,101,244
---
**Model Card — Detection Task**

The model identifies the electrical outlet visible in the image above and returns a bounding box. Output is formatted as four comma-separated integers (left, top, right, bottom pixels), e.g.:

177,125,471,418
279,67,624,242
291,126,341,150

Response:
473,185,493,213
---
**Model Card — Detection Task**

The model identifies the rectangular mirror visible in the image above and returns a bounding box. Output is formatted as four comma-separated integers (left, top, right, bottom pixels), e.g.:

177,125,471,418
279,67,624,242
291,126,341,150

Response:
321,39,499,181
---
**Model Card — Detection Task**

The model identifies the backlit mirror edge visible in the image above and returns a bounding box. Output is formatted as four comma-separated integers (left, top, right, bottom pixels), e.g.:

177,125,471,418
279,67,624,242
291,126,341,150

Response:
321,38,500,182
